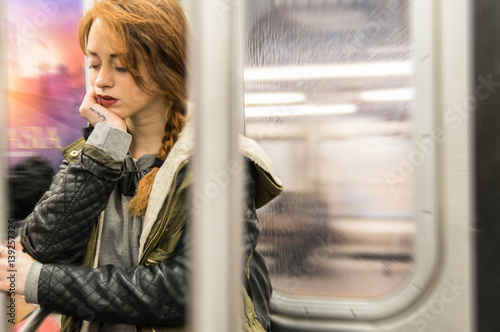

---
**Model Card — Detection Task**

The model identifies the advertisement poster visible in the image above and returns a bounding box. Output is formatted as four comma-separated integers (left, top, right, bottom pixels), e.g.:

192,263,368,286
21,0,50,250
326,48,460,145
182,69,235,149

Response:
5,0,87,172
4,1,87,329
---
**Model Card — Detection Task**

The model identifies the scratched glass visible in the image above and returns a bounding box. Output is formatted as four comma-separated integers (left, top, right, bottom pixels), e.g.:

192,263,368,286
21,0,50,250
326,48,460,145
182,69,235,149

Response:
244,0,415,298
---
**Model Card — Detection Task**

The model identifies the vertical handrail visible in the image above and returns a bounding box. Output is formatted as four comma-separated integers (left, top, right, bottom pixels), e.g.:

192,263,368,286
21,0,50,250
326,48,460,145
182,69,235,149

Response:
0,0,10,330
186,0,244,331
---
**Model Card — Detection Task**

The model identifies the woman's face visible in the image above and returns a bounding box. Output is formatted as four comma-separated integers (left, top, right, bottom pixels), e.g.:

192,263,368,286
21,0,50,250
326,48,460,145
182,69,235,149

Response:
86,19,164,121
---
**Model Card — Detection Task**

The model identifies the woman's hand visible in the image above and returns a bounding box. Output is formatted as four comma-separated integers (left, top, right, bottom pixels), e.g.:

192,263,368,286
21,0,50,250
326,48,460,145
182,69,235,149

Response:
79,87,127,131
0,241,34,296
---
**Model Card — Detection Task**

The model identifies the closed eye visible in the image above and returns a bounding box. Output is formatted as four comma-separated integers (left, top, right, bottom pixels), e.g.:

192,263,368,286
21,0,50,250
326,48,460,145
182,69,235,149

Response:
114,66,127,73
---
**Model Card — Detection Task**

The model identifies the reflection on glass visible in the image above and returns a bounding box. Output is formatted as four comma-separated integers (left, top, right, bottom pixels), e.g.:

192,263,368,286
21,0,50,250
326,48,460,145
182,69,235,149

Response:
244,0,415,298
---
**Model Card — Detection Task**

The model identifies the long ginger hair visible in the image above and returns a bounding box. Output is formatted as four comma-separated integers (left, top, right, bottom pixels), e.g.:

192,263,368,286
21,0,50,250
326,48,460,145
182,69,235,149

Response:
79,0,188,216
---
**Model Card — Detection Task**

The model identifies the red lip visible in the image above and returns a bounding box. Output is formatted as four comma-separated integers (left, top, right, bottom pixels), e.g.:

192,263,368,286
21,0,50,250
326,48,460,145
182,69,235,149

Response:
97,94,118,107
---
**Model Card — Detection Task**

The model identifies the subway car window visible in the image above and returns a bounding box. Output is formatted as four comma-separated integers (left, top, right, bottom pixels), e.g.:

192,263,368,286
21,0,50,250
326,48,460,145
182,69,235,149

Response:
244,0,415,298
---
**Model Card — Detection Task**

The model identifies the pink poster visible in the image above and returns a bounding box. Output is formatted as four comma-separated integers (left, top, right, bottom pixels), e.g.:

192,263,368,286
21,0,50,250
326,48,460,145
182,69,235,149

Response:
5,0,87,171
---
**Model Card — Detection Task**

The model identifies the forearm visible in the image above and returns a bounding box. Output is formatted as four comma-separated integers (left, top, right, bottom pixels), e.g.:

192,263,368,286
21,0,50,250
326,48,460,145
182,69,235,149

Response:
31,231,189,327
21,123,132,264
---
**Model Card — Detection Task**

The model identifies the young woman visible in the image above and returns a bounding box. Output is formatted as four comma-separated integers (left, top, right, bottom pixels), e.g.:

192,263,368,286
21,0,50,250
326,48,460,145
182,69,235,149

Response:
0,1,283,331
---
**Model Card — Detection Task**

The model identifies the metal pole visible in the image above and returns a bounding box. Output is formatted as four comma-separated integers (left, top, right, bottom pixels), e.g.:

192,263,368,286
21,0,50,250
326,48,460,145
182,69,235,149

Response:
186,0,244,331
0,0,10,330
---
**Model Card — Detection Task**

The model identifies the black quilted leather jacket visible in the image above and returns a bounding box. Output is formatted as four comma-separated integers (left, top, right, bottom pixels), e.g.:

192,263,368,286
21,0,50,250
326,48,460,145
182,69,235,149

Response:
20,133,283,332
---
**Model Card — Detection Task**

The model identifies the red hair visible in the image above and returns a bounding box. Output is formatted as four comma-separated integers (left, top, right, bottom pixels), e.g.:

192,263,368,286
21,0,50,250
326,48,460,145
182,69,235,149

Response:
79,0,188,215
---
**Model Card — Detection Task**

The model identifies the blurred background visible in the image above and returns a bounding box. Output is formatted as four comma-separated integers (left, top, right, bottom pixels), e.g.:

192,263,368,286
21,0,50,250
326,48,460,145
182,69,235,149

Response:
243,0,415,299
1,0,487,331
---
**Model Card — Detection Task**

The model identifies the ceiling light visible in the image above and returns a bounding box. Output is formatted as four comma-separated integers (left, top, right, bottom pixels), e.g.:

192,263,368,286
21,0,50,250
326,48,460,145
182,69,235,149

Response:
244,62,413,81
360,88,414,102
245,104,358,118
244,93,307,106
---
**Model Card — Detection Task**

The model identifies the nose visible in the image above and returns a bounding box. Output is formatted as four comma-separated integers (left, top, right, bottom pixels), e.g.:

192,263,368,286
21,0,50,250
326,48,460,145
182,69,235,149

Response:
94,65,113,89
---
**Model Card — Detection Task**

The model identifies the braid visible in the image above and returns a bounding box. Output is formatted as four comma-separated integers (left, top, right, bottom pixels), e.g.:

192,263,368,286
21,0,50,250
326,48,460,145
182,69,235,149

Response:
128,106,187,216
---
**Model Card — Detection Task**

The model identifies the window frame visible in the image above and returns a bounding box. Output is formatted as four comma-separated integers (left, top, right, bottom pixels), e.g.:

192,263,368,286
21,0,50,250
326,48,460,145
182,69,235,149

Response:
242,0,442,321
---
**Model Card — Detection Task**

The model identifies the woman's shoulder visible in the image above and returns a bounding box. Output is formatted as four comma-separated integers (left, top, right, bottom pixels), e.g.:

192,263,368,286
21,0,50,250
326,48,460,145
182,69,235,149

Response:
238,135,284,209
163,128,285,209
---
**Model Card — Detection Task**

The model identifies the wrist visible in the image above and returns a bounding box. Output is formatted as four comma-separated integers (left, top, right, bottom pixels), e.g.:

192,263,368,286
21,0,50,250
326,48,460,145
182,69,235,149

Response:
86,122,132,161
104,119,127,132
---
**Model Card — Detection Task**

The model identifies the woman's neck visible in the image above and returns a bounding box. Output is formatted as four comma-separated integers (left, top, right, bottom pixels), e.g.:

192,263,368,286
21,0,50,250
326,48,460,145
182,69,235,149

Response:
126,113,167,159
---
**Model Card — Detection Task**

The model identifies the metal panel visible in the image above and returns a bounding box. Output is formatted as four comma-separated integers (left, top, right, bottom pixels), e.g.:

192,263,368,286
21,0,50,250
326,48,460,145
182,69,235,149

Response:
474,0,500,329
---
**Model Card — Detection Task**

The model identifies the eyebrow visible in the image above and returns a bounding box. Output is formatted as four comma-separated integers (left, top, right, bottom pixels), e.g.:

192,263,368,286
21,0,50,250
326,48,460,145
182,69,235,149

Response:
87,51,118,58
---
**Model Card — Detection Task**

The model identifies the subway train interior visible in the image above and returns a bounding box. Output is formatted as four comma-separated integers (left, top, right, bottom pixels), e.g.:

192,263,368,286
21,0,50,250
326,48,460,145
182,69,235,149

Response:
0,0,499,331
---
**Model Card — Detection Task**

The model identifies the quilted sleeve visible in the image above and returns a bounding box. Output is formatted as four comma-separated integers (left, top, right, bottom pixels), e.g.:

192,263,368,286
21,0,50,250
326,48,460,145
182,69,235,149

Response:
31,161,264,328
20,124,132,264
243,159,261,257
242,160,273,330
36,226,190,327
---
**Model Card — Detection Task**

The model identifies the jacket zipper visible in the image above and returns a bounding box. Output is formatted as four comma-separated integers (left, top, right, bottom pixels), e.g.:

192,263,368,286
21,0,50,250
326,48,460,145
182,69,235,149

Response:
138,160,188,265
